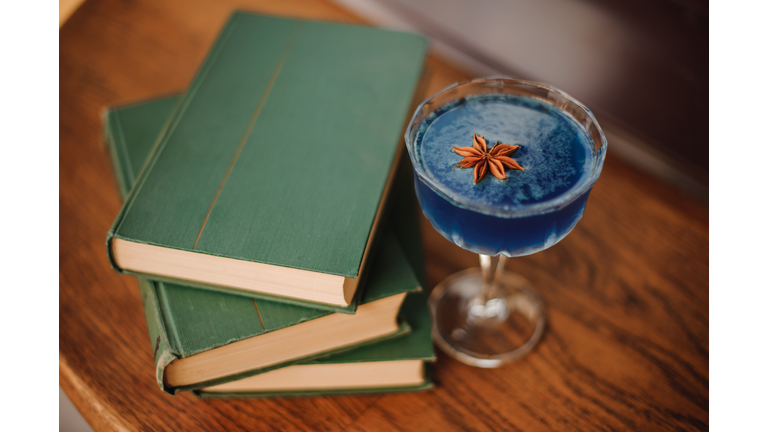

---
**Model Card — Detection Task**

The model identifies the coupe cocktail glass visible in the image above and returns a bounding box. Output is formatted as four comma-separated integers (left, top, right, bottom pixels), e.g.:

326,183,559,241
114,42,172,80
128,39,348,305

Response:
404,78,606,367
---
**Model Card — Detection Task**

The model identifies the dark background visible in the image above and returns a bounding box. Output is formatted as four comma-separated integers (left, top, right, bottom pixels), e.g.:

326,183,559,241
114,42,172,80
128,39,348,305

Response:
340,0,708,197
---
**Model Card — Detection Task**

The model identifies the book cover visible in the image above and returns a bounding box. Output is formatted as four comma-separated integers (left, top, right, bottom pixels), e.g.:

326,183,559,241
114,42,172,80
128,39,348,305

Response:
104,95,430,394
106,12,429,310
102,95,180,199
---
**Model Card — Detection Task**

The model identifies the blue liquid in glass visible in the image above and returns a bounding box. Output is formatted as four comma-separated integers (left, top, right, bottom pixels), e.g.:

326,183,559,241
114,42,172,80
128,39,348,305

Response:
412,94,596,256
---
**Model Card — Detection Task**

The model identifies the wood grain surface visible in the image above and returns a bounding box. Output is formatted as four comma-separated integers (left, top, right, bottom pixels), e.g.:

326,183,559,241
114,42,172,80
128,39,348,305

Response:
59,0,709,430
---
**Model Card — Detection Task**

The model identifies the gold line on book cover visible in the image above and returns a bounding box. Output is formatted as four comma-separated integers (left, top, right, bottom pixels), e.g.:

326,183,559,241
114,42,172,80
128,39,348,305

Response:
252,299,267,331
193,21,305,250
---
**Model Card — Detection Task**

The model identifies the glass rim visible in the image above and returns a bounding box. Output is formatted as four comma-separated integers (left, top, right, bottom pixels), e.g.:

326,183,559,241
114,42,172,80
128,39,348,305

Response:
404,77,607,218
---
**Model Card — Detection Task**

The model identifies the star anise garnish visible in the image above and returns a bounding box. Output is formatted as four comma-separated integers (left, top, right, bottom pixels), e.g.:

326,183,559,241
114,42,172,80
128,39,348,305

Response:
452,134,525,184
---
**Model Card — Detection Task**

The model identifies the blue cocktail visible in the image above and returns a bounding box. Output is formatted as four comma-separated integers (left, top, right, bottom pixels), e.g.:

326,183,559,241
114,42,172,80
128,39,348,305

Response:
405,78,606,366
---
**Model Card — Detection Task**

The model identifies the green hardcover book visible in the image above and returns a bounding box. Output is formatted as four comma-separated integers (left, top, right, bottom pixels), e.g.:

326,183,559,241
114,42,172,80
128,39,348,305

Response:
104,96,433,395
103,95,180,199
106,12,429,312
139,255,413,394
197,291,434,398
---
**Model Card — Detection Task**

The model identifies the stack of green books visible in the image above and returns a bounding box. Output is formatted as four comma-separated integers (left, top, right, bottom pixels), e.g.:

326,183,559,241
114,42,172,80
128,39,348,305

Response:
103,12,435,397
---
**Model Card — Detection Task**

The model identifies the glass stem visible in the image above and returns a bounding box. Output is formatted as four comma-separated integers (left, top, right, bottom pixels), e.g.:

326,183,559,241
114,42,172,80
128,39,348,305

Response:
479,254,507,303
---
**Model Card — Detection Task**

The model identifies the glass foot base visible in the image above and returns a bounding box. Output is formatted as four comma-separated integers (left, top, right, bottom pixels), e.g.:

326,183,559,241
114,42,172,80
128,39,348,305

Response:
429,268,546,368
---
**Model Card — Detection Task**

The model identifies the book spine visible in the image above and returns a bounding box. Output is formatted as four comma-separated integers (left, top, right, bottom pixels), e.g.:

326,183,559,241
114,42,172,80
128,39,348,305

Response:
106,12,241,272
137,278,179,395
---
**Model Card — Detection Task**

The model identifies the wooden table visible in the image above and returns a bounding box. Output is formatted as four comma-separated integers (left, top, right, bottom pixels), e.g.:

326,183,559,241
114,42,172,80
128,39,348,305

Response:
59,0,709,430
